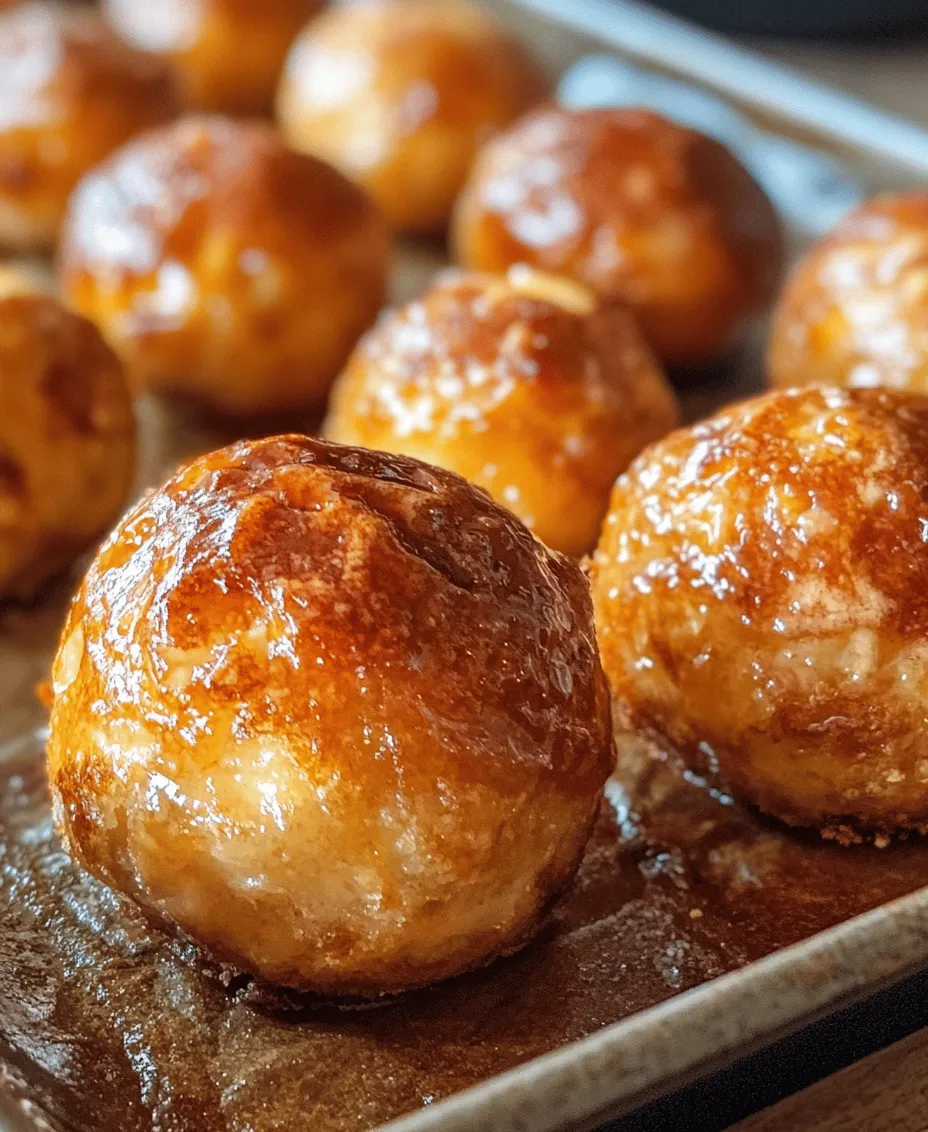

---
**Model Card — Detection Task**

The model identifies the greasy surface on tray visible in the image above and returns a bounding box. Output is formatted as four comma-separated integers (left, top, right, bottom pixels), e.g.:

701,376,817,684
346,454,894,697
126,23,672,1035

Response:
4,722,928,1130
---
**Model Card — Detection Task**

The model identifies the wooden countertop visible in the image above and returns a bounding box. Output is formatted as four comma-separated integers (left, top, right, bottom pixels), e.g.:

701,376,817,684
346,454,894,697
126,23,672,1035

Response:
598,961,928,1132
733,1026,928,1132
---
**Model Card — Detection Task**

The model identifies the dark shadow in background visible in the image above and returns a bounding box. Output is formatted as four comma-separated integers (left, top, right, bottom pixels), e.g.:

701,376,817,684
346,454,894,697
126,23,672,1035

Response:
649,0,928,38
595,966,928,1131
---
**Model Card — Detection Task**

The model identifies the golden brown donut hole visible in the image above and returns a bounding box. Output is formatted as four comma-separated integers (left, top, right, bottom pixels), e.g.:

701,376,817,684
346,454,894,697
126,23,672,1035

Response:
324,266,679,557
453,106,786,368
103,0,321,115
46,435,613,995
0,293,135,600
0,2,177,252
277,0,549,234
769,192,928,394
590,385,928,844
59,115,390,417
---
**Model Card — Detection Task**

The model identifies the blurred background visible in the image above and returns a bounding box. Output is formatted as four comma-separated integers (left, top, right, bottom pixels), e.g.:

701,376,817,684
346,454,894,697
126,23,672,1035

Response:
652,0,928,35
650,0,928,128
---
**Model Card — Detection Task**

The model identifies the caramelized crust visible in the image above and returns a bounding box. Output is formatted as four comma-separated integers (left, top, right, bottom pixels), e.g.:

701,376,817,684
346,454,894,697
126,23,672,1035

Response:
324,266,679,556
590,386,928,842
277,0,549,234
59,116,390,416
769,192,928,394
0,294,135,599
104,0,320,114
452,107,785,367
47,436,614,995
0,2,177,252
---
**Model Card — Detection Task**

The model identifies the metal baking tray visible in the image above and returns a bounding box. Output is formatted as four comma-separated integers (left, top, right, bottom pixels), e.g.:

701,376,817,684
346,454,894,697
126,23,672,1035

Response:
5,3,928,1132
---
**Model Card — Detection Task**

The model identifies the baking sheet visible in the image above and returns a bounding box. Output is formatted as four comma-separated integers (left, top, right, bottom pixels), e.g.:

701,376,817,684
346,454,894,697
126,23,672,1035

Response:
4,718,928,1132
5,3,928,1131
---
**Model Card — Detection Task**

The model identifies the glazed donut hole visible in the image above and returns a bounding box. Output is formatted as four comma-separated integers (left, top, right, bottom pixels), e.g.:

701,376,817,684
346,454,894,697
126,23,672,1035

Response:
769,192,928,395
104,0,321,115
324,265,679,557
277,0,549,234
0,293,135,601
452,106,786,368
0,2,177,252
590,385,928,845
59,115,390,418
46,436,613,995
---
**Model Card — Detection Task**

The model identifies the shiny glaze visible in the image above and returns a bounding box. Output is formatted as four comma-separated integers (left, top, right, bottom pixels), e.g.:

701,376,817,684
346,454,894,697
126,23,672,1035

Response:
0,294,135,600
325,266,679,556
9,726,928,1129
769,191,928,394
47,435,613,995
591,385,928,840
60,116,390,416
0,1,177,251
452,106,786,367
104,0,320,114
277,0,549,233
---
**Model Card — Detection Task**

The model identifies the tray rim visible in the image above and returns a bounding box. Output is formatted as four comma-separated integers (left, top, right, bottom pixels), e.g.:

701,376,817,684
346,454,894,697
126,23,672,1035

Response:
513,0,928,173
384,885,928,1132
383,2,928,1128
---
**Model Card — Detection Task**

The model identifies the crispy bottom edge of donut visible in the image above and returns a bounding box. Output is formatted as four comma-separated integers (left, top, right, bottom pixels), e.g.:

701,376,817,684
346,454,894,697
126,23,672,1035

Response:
52,791,606,1000
144,868,578,1001
795,815,928,849
726,774,928,849
620,723,928,849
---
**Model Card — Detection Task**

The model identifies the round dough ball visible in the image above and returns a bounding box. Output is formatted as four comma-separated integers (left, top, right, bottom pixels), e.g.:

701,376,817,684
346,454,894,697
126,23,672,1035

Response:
453,107,785,367
47,435,613,995
590,385,928,843
59,116,389,417
0,294,135,600
769,192,928,394
0,2,177,252
277,0,549,234
324,266,679,557
104,0,320,115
